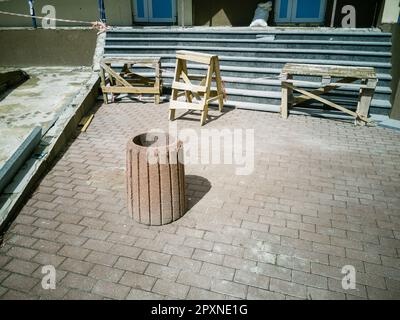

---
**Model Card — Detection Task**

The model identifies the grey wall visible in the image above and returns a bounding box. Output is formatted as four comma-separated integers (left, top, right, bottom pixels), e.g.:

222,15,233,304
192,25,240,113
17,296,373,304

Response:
0,0,133,27
0,29,98,66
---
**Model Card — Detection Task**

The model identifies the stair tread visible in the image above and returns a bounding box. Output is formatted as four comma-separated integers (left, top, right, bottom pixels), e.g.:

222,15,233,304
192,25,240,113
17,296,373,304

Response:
106,45,391,57
108,28,391,36
104,53,392,69
106,37,392,46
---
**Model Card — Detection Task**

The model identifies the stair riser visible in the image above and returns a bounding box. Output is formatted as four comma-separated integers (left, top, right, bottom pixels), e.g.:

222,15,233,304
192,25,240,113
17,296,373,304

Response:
105,48,391,63
106,55,392,74
106,40,390,52
105,29,393,113
107,32,391,42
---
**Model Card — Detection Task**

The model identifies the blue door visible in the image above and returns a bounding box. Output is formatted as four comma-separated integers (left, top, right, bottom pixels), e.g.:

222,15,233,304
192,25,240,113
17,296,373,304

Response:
275,0,327,24
134,0,176,23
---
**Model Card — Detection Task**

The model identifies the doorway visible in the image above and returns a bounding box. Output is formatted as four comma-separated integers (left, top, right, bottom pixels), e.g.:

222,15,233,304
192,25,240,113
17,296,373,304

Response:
275,0,327,24
133,0,177,23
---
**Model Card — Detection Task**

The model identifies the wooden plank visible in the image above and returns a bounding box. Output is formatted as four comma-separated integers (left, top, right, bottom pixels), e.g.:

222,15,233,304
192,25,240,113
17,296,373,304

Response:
200,57,214,126
172,81,207,93
169,59,183,121
101,62,132,88
283,79,368,89
102,57,160,65
101,86,159,94
282,63,376,79
285,83,370,122
81,114,94,132
170,100,205,111
213,57,225,112
207,94,224,103
290,77,358,106
99,67,108,104
176,50,214,65
356,78,378,123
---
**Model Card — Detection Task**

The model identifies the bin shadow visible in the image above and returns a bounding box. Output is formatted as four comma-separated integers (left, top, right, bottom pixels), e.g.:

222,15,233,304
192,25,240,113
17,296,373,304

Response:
186,175,212,210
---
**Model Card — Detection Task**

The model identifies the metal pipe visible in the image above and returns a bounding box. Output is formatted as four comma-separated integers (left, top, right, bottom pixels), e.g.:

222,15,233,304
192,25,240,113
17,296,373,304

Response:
330,0,338,27
98,0,107,23
28,0,37,28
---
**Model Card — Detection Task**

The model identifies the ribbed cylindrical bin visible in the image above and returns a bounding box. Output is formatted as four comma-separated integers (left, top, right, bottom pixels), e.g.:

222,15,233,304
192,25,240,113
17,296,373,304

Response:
126,132,186,226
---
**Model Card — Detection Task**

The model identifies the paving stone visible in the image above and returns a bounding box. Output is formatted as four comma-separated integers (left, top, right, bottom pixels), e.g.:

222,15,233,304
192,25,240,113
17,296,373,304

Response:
145,263,180,281
292,271,328,289
152,279,189,299
6,246,38,260
163,244,194,258
58,245,91,260
85,251,118,267
139,250,171,266
92,280,130,300
61,272,96,291
193,249,224,265
64,289,104,300
119,272,156,291
177,270,212,290
114,257,148,274
89,265,125,283
127,288,164,300
270,278,307,299
200,263,235,281
3,259,40,276
2,273,39,292
211,279,247,299
247,287,285,300
187,287,226,300
32,252,65,268
59,258,94,275
306,287,346,300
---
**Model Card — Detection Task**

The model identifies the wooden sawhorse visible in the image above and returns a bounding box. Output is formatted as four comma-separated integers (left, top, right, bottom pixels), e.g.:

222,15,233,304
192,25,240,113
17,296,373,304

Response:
169,50,224,126
100,57,162,104
280,64,378,125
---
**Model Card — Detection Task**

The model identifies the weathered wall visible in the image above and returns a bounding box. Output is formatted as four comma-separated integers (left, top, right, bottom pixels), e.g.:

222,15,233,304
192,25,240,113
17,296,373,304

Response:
0,29,98,66
381,0,400,23
177,0,193,26
0,0,132,27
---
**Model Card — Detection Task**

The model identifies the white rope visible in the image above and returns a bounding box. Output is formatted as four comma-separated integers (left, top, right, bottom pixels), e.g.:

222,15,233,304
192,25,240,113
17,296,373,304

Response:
0,10,110,32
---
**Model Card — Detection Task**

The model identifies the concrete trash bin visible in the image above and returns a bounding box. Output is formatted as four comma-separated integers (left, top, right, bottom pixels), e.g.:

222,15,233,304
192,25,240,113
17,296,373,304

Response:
126,132,186,226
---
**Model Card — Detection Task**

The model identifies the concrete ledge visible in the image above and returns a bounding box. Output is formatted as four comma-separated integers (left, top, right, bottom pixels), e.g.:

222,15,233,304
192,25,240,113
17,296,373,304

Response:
0,75,100,231
0,127,42,194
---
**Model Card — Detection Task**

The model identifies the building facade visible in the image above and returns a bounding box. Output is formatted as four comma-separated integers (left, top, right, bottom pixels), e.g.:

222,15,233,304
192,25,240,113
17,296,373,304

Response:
0,0,398,28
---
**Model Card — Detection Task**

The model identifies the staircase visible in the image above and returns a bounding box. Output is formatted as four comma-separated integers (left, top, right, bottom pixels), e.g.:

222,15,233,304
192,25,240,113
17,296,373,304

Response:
103,28,393,117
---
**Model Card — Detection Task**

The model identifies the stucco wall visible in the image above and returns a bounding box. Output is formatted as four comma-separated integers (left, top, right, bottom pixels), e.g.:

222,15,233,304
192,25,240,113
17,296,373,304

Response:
0,29,98,66
0,0,132,27
381,0,400,23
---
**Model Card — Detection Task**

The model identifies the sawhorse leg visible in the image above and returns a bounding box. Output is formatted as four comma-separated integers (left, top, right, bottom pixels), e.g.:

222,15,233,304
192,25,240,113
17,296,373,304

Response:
356,78,377,126
281,73,292,119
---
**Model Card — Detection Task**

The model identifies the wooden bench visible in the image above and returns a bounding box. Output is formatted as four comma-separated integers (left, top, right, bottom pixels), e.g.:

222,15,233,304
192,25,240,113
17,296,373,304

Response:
280,63,378,124
100,57,162,104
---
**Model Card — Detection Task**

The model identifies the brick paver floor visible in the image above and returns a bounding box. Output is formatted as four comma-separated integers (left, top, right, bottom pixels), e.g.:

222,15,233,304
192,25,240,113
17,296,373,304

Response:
1,101,400,300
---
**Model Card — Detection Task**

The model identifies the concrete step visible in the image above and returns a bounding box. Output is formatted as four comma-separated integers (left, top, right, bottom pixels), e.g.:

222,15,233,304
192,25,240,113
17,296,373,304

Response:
104,28,393,114
127,70,391,101
105,38,392,51
107,29,392,42
122,63,392,85
104,53,392,74
105,45,391,63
